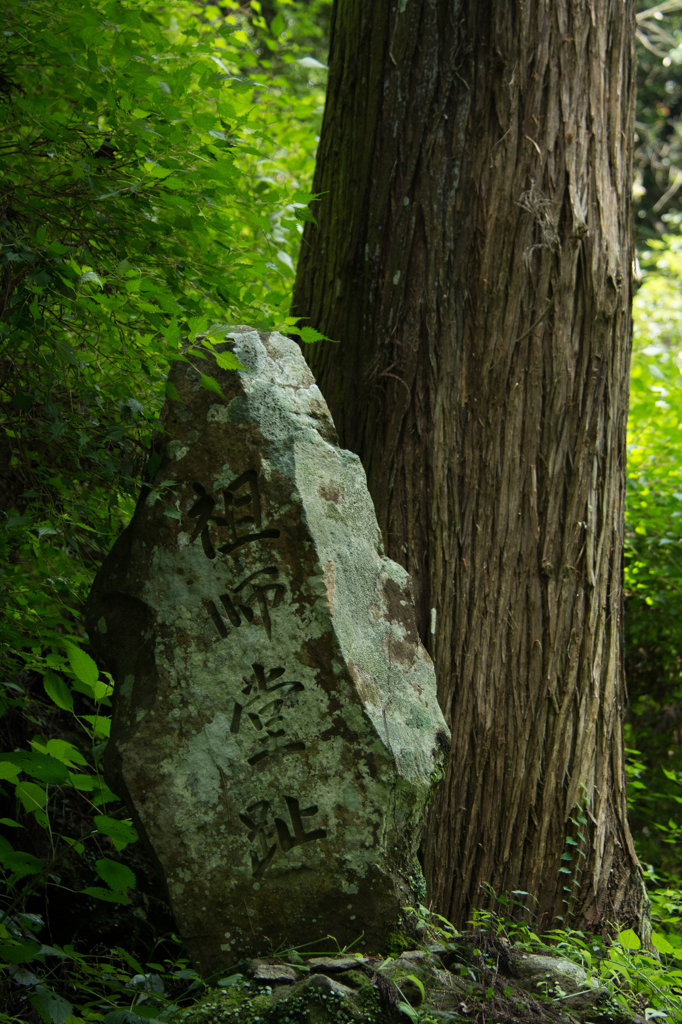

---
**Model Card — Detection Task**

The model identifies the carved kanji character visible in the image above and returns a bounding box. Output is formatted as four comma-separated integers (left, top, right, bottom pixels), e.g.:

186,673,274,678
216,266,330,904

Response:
239,800,276,879
187,483,225,559
230,664,304,765
206,568,286,639
186,471,280,559
219,469,280,556
274,796,327,853
239,795,326,879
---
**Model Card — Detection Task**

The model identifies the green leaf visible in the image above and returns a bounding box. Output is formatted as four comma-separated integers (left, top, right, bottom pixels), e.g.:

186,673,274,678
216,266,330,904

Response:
30,986,74,1024
54,338,79,366
617,928,642,951
81,886,131,905
652,930,676,954
299,326,330,344
65,643,99,690
102,1011,147,1024
2,751,70,784
68,772,97,791
82,714,111,738
0,939,42,964
44,739,87,767
270,12,285,35
15,781,47,813
0,837,43,878
37,945,73,960
397,1001,419,1022
94,815,138,852
200,373,224,398
95,857,136,893
79,270,103,287
294,206,317,225
405,974,425,1001
0,762,21,783
214,350,245,371
43,671,73,712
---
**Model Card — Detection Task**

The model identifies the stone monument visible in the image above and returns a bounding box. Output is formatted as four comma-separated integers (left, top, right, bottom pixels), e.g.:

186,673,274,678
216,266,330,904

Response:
85,328,449,975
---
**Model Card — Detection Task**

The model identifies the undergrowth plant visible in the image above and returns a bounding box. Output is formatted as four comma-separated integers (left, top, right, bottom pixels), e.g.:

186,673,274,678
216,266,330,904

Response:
413,895,682,1023
0,0,328,1018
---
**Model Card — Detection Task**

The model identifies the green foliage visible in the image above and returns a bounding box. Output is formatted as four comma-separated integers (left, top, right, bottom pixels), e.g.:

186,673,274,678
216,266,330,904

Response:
625,232,682,876
0,0,328,1017
418,898,682,1023
634,2,682,236
0,926,205,1024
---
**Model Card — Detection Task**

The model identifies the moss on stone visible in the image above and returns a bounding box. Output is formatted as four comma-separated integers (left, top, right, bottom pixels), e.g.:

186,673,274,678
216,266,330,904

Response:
170,978,385,1024
379,931,412,957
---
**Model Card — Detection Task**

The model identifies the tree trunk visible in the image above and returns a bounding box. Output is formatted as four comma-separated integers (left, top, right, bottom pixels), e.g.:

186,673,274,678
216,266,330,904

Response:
292,0,649,933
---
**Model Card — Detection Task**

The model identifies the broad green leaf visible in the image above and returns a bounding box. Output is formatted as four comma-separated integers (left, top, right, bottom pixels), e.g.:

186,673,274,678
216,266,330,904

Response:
44,739,87,767
0,762,21,783
94,815,138,851
79,270,103,287
0,939,42,964
3,751,69,784
43,672,73,712
102,1011,147,1024
30,986,74,1024
15,781,47,813
270,12,285,35
0,837,43,878
200,373,224,398
95,858,136,893
82,715,111,738
617,928,641,951
652,930,676,954
68,772,97,791
214,350,246,371
65,644,99,690
54,338,79,366
81,886,131,905
299,326,331,343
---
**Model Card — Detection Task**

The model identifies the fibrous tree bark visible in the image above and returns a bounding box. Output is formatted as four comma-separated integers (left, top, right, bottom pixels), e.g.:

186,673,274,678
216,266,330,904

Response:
292,0,649,933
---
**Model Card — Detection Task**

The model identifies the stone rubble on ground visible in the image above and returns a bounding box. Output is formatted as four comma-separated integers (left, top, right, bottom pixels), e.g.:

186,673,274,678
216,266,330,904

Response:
171,941,640,1024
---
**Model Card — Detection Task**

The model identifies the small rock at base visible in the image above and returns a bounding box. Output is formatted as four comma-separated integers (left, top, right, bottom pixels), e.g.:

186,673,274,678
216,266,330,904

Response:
248,962,299,983
308,956,367,971
304,974,355,997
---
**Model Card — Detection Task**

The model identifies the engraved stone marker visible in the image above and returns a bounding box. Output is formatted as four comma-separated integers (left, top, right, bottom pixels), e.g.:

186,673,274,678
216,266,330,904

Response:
85,328,449,975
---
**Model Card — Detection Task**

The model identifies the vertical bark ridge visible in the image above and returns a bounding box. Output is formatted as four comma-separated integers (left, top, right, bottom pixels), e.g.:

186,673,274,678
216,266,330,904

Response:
292,0,647,933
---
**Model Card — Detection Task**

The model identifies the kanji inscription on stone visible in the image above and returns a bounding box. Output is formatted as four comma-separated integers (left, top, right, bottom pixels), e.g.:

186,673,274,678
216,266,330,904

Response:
85,327,449,976
240,796,326,878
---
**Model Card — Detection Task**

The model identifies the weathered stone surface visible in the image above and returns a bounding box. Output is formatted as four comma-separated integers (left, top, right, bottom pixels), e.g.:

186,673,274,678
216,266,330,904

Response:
303,975,356,998
307,957,367,972
85,328,449,974
247,961,300,983
510,952,606,1009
